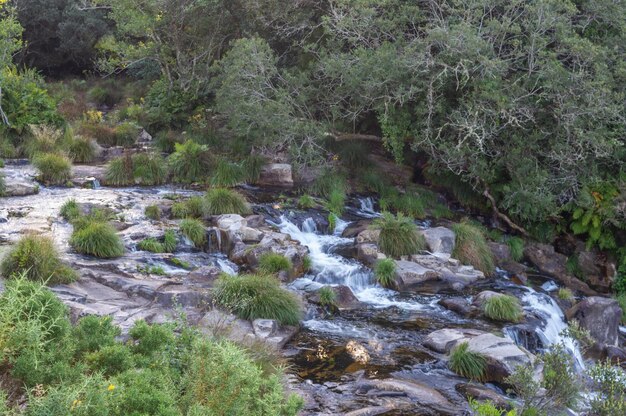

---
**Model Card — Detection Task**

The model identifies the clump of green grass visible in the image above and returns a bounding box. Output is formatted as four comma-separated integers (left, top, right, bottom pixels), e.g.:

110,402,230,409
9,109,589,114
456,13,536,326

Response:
214,274,301,325
180,218,206,247
138,265,166,275
144,205,161,220
132,153,168,185
373,212,426,258
302,255,312,272
449,341,487,381
297,195,315,209
171,202,189,219
557,288,574,301
336,141,369,170
311,169,348,199
393,193,426,219
114,122,140,147
0,174,5,196
162,230,177,253
359,168,389,194
204,188,251,216
33,152,73,185
0,235,77,284
170,257,191,269
242,154,265,183
70,221,125,258
24,125,63,158
318,286,337,308
185,196,205,218
138,238,164,253
68,136,96,163
168,140,214,183
375,259,396,288
507,236,525,262
326,188,346,216
211,159,244,187
258,252,292,274
60,199,80,221
482,294,523,323
451,221,495,276
105,154,134,186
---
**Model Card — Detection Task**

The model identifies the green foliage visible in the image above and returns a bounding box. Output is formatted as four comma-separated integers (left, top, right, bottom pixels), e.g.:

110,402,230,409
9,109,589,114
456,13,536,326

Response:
60,198,80,221
336,142,369,170
171,196,205,219
214,274,301,325
258,252,292,274
298,194,315,209
482,294,523,323
180,218,206,247
449,341,486,381
137,237,164,253
393,193,426,219
109,368,180,415
469,399,517,416
70,221,125,258
68,136,97,163
85,344,135,376
318,287,337,308
32,152,72,185
588,360,626,416
557,288,574,301
168,140,213,183
144,204,160,220
326,188,346,216
131,153,168,185
242,154,265,184
73,315,120,357
452,221,495,276
204,188,251,215
616,294,626,324
373,212,425,258
374,258,396,288
302,255,312,272
211,158,244,187
311,170,348,199
163,230,177,253
1,235,77,284
105,154,134,186
507,237,525,262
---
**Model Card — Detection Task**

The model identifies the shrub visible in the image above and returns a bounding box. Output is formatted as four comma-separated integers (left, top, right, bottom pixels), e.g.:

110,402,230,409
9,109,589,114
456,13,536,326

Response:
73,315,120,357
105,155,134,186
318,286,337,308
85,344,135,376
24,125,63,157
452,221,495,276
181,338,303,415
185,196,205,218
132,153,168,185
375,259,396,288
373,212,425,258
336,141,369,170
70,221,125,258
204,188,251,215
360,168,389,194
482,294,523,323
80,121,118,146
32,152,72,185
0,235,77,284
298,194,315,209
211,159,244,187
242,154,265,183
24,374,109,416
169,140,213,183
60,199,80,221
109,368,180,415
154,130,184,153
114,122,140,147
128,320,176,358
449,341,487,381
68,136,96,163
163,230,177,253
326,188,346,215
144,205,161,220
507,236,525,262
180,218,206,247
138,238,164,253
214,274,301,325
469,399,517,416
258,252,292,274
588,360,626,416
557,288,574,301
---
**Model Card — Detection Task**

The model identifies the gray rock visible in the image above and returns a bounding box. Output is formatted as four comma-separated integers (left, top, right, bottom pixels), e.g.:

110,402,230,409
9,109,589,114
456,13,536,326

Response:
423,328,485,353
4,176,38,196
356,229,380,244
566,296,622,347
420,227,456,254
253,319,278,339
471,290,501,308
257,163,293,187
356,243,383,266
438,297,470,316
215,214,247,231
395,260,440,289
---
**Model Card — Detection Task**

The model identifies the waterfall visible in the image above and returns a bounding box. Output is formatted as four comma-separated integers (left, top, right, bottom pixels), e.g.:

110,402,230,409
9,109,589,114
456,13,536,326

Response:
520,288,585,370
355,197,381,218
92,178,101,189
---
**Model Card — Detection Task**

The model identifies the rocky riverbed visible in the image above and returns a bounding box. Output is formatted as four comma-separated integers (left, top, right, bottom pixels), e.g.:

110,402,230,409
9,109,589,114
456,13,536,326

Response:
1,161,624,415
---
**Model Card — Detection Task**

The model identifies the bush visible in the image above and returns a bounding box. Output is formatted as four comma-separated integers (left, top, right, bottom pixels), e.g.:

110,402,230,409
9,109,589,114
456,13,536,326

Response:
318,286,337,308
73,315,120,357
211,159,244,187
169,140,214,183
132,153,168,185
114,122,140,147
326,188,346,215
105,155,134,186
452,221,495,276
70,221,125,258
185,196,205,218
60,199,80,221
180,218,206,247
1,235,77,284
162,230,177,253
298,194,315,209
154,130,184,153
32,152,72,185
204,188,251,215
68,136,96,163
507,236,525,262
138,238,164,253
214,274,301,325
85,344,135,376
558,288,574,301
373,212,426,258
449,341,487,381
588,360,626,416
109,368,180,415
181,338,303,415
258,252,292,274
469,399,517,416
24,124,63,158
80,121,118,146
242,154,265,183
144,204,161,220
375,258,396,288
482,294,523,322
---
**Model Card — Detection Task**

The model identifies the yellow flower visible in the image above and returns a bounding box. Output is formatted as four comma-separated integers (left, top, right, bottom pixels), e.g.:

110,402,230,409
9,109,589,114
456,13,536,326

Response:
107,384,116,391
70,399,82,410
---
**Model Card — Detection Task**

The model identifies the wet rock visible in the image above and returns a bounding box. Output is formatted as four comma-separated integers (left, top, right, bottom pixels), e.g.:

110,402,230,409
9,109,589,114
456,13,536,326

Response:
356,243,384,266
394,255,484,292
309,285,362,310
215,214,247,231
4,176,38,196
488,242,511,264
505,322,545,353
395,260,440,289
253,319,278,339
346,340,370,364
566,296,621,347
525,243,596,295
423,328,485,353
186,265,222,284
455,384,511,410
578,250,616,292
356,229,380,244
420,227,455,255
471,290,501,308
240,227,264,243
154,285,212,308
438,297,470,316
257,163,293,188
245,214,266,228
342,220,373,238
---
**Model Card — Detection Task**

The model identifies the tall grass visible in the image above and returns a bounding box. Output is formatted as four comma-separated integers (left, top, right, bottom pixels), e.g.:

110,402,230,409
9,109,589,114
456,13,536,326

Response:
204,188,251,215
311,169,348,199
482,294,523,323
449,341,487,381
68,136,96,163
132,153,168,185
373,212,426,258
242,154,265,184
168,140,214,183
180,218,206,247
452,221,495,276
258,253,292,274
507,236,525,262
105,154,134,186
70,221,125,258
211,159,244,187
60,199,80,221
33,153,73,185
214,274,301,325
374,259,396,288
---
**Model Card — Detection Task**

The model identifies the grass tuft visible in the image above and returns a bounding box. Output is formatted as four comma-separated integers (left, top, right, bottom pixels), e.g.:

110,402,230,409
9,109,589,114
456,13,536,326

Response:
138,238,164,253
163,230,177,253
211,159,244,188
60,199,80,221
318,286,337,308
449,341,487,381
33,152,73,185
451,221,495,276
144,205,161,220
180,218,206,247
105,154,134,186
373,212,425,258
132,153,168,185
507,236,525,262
168,140,214,183
297,195,315,209
258,252,292,274
204,188,251,216
557,288,574,301
68,136,97,163
482,294,523,323
70,221,125,258
375,258,396,288
214,274,301,325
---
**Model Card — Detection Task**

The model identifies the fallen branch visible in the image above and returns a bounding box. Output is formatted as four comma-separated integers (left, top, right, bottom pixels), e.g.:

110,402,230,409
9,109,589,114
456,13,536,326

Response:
482,186,529,237
327,131,382,142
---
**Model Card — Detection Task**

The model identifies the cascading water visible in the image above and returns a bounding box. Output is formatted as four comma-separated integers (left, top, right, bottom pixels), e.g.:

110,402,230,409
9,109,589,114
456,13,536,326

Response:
356,197,381,218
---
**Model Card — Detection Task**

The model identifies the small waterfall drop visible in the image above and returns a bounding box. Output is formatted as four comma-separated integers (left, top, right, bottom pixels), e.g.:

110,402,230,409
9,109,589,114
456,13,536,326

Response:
355,197,381,218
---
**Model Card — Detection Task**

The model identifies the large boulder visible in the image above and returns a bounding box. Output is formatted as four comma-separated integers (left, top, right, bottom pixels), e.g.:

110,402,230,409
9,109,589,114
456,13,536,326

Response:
566,297,622,347
257,163,293,188
3,176,38,196
356,243,384,266
395,255,484,292
577,250,617,292
395,260,440,289
420,227,456,255
356,229,380,244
